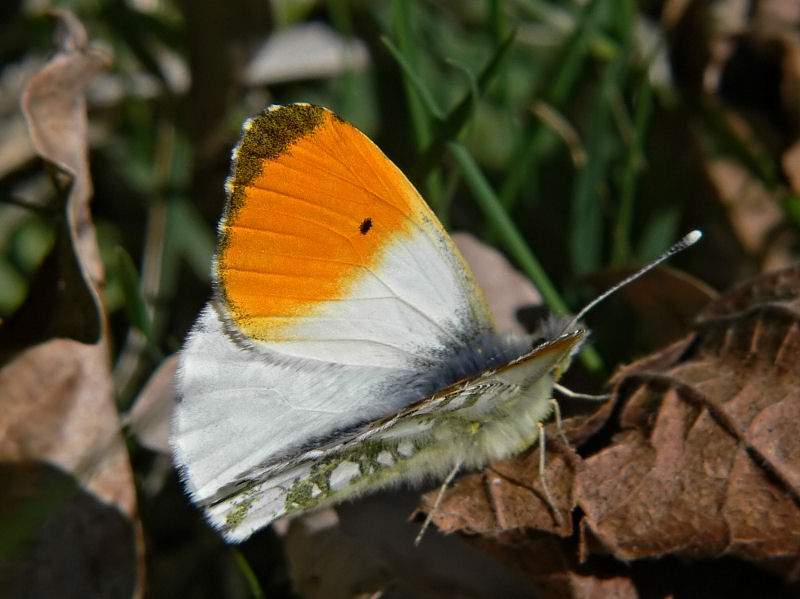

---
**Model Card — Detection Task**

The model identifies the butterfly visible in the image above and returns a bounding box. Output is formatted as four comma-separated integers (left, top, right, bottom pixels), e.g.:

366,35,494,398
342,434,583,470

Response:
171,103,700,542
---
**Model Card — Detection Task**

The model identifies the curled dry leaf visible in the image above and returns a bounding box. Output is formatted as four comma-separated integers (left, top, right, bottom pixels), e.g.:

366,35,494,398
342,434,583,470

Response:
0,12,143,599
579,265,800,580
21,11,110,290
3,10,112,350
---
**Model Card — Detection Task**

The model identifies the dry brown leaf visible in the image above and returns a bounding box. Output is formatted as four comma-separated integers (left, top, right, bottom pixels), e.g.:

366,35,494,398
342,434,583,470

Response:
420,428,588,540
587,266,718,348
0,341,140,597
580,265,800,580
415,266,800,596
123,354,178,454
0,340,130,505
705,158,792,271
2,11,112,350
0,12,143,598
415,406,621,599
21,11,110,288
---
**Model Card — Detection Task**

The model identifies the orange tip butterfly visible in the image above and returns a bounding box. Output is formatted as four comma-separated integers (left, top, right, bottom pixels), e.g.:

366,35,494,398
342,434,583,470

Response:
171,103,701,542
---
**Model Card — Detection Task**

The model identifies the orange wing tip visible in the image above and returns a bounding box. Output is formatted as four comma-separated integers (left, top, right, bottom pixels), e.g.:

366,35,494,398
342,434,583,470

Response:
217,104,337,321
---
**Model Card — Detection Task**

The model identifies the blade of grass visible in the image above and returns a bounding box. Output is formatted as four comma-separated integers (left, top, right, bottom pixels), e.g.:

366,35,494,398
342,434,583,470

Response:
612,71,653,266
568,55,627,274
499,0,604,210
489,0,511,102
115,246,154,343
448,140,602,370
447,142,563,311
413,30,516,181
390,0,445,213
231,548,265,599
390,1,443,122
386,17,515,220
386,19,558,307
385,26,515,228
381,35,443,121
386,5,599,368
568,0,632,274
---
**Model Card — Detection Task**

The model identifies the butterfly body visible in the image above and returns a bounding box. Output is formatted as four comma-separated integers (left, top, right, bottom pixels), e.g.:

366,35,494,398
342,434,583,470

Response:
173,104,585,541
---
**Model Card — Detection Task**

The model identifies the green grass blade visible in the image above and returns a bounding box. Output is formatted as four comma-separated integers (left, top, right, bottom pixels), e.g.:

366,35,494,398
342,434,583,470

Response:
612,72,653,266
413,30,516,181
231,548,265,599
568,0,633,274
448,141,602,370
499,0,605,209
447,142,564,311
386,1,445,211
115,246,153,342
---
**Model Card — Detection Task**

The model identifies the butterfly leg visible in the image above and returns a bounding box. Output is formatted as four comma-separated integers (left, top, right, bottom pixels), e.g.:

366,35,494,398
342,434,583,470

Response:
550,384,612,449
414,457,464,546
553,383,610,402
537,422,565,528
549,397,571,447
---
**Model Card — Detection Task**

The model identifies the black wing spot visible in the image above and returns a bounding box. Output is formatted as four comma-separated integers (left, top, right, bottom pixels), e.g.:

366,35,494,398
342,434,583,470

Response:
359,218,373,235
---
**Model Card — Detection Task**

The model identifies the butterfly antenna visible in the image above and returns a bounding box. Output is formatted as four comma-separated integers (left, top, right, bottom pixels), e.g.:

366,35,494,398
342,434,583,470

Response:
563,229,703,333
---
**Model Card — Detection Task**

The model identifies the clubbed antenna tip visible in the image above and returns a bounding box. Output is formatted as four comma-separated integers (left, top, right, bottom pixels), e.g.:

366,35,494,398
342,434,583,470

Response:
565,229,703,332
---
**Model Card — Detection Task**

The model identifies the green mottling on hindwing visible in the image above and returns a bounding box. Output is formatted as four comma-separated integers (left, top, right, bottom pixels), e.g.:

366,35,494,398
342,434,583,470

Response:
276,379,546,517
281,379,545,515
281,437,423,514
225,483,261,530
